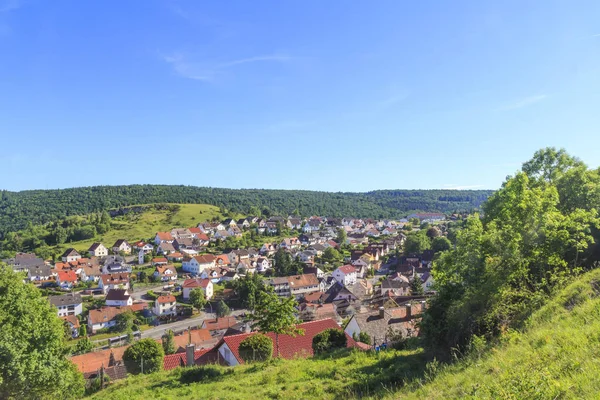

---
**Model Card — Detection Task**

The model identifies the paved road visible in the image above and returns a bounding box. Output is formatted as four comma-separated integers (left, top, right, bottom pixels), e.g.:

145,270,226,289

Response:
141,309,248,340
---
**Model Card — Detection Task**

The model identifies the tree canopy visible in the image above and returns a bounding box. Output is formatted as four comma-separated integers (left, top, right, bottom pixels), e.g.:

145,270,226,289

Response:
0,266,84,399
123,338,164,374
238,334,273,363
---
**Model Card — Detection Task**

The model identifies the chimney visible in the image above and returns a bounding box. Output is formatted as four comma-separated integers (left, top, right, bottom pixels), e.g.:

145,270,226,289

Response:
379,307,385,318
405,304,412,319
185,344,195,367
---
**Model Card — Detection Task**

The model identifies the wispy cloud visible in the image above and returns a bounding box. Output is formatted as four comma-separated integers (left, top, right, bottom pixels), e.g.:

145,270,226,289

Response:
161,52,292,82
0,0,20,13
498,94,547,111
443,184,484,190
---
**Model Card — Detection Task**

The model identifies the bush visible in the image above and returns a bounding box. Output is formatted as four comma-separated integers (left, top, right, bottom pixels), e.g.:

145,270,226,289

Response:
239,334,273,363
123,338,164,374
312,328,347,355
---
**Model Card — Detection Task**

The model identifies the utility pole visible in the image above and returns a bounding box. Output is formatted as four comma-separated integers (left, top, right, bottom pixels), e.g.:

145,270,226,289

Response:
141,355,144,374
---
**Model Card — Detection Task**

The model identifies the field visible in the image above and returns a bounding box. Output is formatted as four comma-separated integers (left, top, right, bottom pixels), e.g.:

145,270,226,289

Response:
55,204,226,253
89,269,600,399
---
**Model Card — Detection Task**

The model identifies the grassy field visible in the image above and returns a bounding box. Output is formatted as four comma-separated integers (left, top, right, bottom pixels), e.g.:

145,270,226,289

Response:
55,204,225,253
88,269,600,399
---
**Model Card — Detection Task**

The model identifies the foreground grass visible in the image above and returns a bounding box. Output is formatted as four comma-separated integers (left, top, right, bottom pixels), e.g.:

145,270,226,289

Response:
56,204,224,253
89,348,427,400
395,268,600,399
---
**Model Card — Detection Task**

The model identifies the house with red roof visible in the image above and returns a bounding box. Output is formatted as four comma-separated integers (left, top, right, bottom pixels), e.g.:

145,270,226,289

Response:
333,265,357,286
163,346,223,371
56,270,78,289
216,318,361,366
182,254,216,275
154,231,174,245
182,278,213,300
153,294,177,317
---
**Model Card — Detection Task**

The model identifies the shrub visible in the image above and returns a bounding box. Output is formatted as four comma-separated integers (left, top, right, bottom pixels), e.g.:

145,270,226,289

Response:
312,328,347,355
239,334,273,363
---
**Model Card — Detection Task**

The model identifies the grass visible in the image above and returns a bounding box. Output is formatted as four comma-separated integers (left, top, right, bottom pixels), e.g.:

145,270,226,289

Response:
55,204,224,253
88,268,600,399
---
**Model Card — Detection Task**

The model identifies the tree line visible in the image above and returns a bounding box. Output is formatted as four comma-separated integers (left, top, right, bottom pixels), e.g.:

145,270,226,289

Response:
0,186,493,235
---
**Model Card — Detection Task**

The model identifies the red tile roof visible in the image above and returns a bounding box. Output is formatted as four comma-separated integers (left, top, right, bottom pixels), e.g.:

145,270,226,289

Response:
156,295,176,304
188,227,202,234
202,316,238,331
101,273,130,285
70,346,129,373
337,265,357,274
57,270,78,282
193,254,216,264
220,318,359,364
182,278,211,289
152,257,168,263
163,347,222,371
156,232,174,241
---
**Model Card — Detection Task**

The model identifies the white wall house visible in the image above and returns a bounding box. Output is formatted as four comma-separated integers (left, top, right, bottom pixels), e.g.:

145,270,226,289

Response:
182,255,216,275
153,295,177,317
48,293,83,317
332,265,357,286
182,278,214,300
105,289,133,307
88,243,108,257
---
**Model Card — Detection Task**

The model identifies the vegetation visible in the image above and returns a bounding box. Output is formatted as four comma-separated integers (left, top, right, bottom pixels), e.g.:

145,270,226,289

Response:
123,338,164,375
0,186,492,235
216,300,231,318
162,330,176,355
230,273,268,310
248,290,303,357
421,148,600,359
238,334,273,363
189,288,207,314
410,277,424,295
312,328,348,355
0,266,84,399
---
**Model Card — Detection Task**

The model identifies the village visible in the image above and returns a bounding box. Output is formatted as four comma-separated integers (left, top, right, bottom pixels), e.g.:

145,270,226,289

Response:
4,212,451,386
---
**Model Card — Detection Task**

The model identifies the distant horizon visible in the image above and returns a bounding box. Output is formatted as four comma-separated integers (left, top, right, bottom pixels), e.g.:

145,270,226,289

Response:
1,183,497,194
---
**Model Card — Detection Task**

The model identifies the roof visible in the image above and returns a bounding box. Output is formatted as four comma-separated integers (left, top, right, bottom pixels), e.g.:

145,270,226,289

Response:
182,278,211,289
163,347,222,371
155,265,177,275
88,306,133,325
165,329,213,351
49,293,83,307
56,270,78,282
88,243,104,251
202,316,238,331
101,273,130,285
112,239,129,247
61,315,80,329
193,254,216,264
220,319,360,364
152,257,168,263
156,232,174,241
157,295,176,304
351,307,415,343
159,242,176,252
105,289,131,301
188,227,202,234
61,248,80,258
83,364,128,381
70,346,129,373
27,264,51,277
287,273,319,289
337,265,357,274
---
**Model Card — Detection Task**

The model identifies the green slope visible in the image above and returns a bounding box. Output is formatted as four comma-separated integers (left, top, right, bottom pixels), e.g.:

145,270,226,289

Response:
54,204,225,254
89,269,600,399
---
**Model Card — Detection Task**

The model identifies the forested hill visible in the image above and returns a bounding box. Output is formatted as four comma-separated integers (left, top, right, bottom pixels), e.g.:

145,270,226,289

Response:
0,185,492,233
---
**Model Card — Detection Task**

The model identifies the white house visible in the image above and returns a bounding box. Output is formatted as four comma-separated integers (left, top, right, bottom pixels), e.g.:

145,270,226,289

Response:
155,232,175,245
88,306,133,334
153,295,177,317
48,293,83,317
88,243,108,257
182,254,216,275
105,289,133,307
153,265,178,281
61,248,81,263
332,265,357,286
255,257,271,273
99,273,130,294
182,278,213,300
111,239,131,254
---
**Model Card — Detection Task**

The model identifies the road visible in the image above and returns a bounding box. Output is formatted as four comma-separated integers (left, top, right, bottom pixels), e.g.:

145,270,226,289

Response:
141,309,248,339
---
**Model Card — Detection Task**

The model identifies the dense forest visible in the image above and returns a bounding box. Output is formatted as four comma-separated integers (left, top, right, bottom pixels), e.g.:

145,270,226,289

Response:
0,186,492,234
421,148,600,359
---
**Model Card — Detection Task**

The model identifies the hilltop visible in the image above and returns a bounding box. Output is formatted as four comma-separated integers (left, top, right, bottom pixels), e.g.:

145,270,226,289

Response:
0,185,493,233
89,268,600,399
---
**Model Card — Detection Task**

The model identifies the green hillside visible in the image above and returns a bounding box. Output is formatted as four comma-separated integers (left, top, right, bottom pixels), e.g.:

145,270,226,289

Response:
89,268,600,400
52,203,225,254
0,185,493,233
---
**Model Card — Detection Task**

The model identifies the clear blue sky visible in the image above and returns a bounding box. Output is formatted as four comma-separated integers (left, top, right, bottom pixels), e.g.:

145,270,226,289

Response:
1,0,599,192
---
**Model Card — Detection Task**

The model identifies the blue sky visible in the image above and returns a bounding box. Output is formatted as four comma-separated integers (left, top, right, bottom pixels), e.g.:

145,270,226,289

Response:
1,0,599,192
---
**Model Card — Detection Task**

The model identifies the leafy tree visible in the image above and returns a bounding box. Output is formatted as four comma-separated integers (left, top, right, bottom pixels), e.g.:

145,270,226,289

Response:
79,324,87,337
123,338,164,374
238,334,273,363
231,273,266,310
249,290,303,357
426,226,441,239
162,330,176,355
0,267,84,398
274,248,293,276
312,328,347,355
322,247,343,264
410,277,425,295
73,337,93,355
216,300,231,318
139,271,148,282
358,331,371,345
432,236,451,253
336,228,347,245
404,231,432,254
189,288,207,313
114,310,135,333
410,218,420,225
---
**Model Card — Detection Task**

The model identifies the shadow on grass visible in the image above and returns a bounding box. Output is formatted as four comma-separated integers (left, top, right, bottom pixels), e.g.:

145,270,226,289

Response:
149,365,234,390
343,350,429,398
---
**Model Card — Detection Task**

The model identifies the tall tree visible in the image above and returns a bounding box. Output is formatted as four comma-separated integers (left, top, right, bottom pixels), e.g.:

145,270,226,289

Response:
123,338,164,374
162,330,176,355
248,290,303,357
216,300,231,318
0,267,84,398
189,288,207,314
